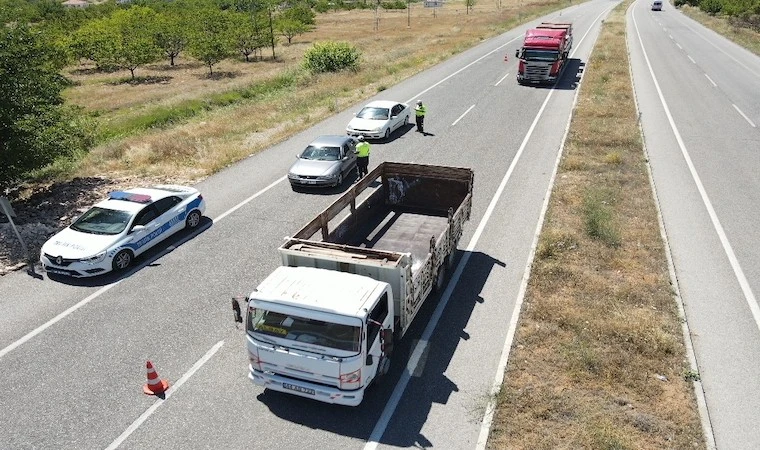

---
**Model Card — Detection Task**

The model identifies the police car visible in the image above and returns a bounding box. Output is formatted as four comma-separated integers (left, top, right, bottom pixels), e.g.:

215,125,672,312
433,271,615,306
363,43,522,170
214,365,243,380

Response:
40,185,206,277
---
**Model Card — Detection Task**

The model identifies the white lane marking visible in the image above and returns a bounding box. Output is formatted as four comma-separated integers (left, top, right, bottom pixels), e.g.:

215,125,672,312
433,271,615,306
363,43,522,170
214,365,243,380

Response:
704,74,717,87
494,72,511,86
0,283,120,359
636,9,757,447
669,34,674,40
105,341,224,450
475,4,616,447
732,104,757,128
688,55,696,64
452,105,476,126
214,176,287,223
674,15,760,78
364,6,612,449
676,43,683,50
405,35,522,105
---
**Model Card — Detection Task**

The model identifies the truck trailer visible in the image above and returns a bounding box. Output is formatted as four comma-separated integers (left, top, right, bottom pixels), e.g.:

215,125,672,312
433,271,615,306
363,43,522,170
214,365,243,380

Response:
515,22,573,84
241,162,473,405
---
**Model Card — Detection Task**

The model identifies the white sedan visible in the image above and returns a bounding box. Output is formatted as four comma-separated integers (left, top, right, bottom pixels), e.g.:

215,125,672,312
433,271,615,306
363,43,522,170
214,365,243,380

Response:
346,100,410,140
40,185,206,277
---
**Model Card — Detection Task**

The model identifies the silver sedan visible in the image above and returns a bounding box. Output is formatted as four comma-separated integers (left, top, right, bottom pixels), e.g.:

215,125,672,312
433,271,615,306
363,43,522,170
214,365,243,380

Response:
288,135,358,189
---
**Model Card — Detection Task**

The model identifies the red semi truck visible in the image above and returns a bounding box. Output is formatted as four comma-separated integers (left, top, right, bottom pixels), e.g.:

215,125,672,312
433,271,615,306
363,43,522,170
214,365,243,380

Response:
515,22,573,84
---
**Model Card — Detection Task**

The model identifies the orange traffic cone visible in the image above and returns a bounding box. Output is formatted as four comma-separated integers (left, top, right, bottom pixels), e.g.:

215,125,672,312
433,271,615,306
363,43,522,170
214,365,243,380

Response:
143,360,170,395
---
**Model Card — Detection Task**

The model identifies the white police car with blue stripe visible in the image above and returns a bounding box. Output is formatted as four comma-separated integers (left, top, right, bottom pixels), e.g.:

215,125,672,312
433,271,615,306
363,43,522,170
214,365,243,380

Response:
40,185,206,277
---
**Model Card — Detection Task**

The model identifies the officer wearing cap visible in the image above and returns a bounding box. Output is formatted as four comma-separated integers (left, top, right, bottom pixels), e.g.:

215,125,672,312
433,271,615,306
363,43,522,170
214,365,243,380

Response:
414,100,427,133
355,135,371,179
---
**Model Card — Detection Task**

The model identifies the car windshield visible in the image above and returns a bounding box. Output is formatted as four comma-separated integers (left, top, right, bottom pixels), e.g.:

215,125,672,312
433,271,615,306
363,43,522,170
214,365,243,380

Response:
70,206,132,235
523,49,559,61
248,308,361,353
356,107,390,120
300,145,341,161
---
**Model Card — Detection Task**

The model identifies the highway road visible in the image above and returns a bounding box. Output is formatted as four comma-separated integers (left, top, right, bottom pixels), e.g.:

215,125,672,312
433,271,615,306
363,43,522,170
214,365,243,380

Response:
628,1,760,448
0,1,618,448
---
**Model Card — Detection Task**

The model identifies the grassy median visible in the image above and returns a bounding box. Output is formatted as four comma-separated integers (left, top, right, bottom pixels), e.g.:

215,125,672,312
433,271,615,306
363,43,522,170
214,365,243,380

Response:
487,1,706,448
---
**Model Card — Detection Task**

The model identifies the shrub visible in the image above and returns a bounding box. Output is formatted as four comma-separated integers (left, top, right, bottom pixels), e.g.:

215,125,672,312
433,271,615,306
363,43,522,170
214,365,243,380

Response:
302,41,361,73
381,0,407,9
699,0,723,15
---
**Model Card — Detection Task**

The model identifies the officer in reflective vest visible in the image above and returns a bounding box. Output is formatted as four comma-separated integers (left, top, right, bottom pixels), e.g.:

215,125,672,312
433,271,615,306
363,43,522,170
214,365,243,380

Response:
355,135,371,179
414,100,427,133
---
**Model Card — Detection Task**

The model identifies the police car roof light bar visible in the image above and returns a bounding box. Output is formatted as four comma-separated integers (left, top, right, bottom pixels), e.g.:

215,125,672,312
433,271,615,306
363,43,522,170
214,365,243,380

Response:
109,191,152,203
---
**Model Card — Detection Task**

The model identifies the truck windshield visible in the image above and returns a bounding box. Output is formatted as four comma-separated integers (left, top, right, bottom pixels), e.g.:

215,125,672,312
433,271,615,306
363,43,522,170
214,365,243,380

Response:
248,308,361,352
523,49,559,61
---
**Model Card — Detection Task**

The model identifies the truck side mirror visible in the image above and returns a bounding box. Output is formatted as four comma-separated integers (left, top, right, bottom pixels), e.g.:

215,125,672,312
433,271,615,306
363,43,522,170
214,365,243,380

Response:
381,328,394,356
232,296,243,324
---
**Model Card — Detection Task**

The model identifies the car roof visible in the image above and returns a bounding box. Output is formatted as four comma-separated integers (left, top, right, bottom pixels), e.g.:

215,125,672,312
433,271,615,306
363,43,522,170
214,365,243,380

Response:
93,186,196,213
363,100,403,109
309,135,354,147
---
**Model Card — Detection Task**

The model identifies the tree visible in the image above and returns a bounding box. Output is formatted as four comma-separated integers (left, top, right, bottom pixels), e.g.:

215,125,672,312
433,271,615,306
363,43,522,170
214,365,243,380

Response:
187,9,236,75
465,0,475,14
235,0,277,59
279,2,316,25
70,18,121,70
231,12,268,61
110,7,162,79
275,18,312,44
154,12,189,66
0,24,93,190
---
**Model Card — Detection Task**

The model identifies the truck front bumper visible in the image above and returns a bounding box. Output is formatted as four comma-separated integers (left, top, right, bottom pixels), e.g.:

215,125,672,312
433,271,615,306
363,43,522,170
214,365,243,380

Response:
249,368,365,406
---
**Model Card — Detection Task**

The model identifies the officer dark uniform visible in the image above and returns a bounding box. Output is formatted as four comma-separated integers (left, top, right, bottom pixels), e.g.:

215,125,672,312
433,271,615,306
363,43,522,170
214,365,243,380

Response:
355,135,371,179
414,100,427,133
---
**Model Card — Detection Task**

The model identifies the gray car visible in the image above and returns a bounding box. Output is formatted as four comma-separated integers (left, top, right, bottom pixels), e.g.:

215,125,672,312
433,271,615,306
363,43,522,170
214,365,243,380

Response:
288,135,358,189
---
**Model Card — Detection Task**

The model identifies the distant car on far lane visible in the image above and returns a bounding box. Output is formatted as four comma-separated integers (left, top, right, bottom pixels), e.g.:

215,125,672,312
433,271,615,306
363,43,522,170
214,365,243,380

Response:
651,0,662,10
40,185,205,277
346,100,410,140
288,135,358,189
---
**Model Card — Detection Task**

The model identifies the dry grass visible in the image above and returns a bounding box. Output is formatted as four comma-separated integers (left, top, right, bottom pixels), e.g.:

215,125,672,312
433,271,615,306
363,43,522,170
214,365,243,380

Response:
487,1,705,448
677,5,760,57
63,0,572,182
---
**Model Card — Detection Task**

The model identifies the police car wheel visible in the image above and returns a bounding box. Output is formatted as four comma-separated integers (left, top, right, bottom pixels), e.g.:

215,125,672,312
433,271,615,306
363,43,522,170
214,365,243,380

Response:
112,250,133,271
186,210,201,229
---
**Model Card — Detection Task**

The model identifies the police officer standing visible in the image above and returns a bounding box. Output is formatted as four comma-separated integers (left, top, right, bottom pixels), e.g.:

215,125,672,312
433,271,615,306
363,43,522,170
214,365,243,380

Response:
414,100,427,133
355,135,371,179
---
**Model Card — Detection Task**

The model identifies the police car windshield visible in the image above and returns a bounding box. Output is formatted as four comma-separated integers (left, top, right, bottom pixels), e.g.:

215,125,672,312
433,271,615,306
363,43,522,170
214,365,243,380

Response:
248,308,361,353
71,207,132,235
357,107,389,120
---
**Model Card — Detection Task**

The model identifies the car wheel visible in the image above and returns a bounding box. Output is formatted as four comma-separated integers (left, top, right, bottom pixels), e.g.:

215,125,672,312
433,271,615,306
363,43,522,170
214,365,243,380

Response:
112,250,133,272
404,114,409,126
335,172,343,187
186,210,201,229
384,128,390,141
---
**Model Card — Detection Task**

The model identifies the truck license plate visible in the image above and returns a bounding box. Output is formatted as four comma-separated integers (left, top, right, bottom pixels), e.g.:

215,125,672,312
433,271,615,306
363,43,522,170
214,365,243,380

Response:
282,383,315,395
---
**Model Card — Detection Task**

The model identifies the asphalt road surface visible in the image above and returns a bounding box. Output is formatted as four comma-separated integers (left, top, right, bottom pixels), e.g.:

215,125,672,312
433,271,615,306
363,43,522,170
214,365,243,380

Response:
0,1,619,448
629,1,760,448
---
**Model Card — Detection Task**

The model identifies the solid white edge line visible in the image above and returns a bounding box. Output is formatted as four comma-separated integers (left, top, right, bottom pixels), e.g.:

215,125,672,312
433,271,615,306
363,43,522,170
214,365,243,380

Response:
452,105,476,126
635,5,760,446
732,104,757,128
473,4,616,447
704,73,717,87
494,72,511,86
0,283,121,359
688,55,696,64
105,340,225,450
677,43,683,50
631,10,717,448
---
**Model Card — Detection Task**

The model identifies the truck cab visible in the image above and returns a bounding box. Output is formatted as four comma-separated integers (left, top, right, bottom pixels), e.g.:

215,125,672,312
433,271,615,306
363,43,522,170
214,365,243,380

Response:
246,266,394,406
515,23,572,84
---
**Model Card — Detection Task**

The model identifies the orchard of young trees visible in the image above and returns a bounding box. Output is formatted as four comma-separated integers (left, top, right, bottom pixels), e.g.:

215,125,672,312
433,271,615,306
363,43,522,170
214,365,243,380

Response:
0,0,317,188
